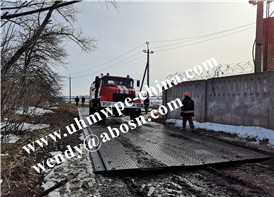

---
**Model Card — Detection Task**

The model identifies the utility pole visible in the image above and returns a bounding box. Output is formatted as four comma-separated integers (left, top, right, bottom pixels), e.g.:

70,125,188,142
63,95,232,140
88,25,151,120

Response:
139,64,148,92
69,75,72,103
254,0,264,73
143,42,154,87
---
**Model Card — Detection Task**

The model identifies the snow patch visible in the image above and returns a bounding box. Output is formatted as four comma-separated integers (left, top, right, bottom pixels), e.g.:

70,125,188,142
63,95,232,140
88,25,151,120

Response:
1,134,20,143
20,123,50,131
50,151,62,157
42,149,98,196
41,181,55,190
79,133,84,141
49,106,58,109
16,107,53,116
150,97,162,107
166,119,274,146
1,122,49,131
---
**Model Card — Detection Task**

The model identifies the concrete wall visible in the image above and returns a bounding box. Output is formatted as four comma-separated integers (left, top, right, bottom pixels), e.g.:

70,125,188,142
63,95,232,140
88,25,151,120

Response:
163,80,207,122
163,71,274,130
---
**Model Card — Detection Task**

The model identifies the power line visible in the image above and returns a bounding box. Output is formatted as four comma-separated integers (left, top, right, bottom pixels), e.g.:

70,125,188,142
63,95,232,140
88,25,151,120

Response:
71,43,144,75
152,24,256,50
153,26,255,53
69,23,256,78
73,51,143,78
70,23,255,76
149,22,255,43
73,54,145,79
73,54,145,78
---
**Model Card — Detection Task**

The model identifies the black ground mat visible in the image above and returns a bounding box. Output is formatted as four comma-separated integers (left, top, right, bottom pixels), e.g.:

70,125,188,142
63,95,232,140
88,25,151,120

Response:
78,108,269,172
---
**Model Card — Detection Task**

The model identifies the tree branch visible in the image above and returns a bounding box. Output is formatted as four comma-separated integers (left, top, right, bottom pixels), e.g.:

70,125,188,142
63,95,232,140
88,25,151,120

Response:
1,1,80,19
41,174,78,196
2,1,60,74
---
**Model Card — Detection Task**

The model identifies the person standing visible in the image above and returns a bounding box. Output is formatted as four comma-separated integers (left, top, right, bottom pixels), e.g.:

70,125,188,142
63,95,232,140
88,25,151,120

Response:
181,92,194,131
144,95,149,114
75,96,79,106
81,96,85,106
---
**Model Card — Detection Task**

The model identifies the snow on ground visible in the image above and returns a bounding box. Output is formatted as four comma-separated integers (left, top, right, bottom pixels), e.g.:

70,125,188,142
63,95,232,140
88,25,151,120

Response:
41,134,100,197
2,107,51,143
150,97,162,107
1,122,50,143
0,134,20,144
1,122,50,131
49,106,58,109
20,123,50,131
166,119,274,146
50,151,62,157
16,107,53,116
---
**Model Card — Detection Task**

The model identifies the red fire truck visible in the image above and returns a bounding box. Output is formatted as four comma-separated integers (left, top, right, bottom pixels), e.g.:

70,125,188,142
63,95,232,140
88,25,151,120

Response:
89,73,143,122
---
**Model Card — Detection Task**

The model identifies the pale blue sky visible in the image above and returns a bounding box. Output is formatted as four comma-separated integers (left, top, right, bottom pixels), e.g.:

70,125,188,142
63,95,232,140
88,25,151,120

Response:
56,1,264,96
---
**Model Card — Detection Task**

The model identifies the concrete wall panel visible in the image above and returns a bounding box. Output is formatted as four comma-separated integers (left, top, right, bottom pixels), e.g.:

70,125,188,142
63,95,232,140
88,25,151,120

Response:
163,71,274,129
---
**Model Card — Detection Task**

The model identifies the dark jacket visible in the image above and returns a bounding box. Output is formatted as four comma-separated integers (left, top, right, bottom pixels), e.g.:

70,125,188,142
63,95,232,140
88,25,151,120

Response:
144,97,149,105
75,97,79,102
181,96,194,116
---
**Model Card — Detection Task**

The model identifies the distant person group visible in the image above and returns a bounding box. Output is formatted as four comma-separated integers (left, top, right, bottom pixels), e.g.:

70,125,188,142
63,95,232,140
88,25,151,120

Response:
75,96,85,106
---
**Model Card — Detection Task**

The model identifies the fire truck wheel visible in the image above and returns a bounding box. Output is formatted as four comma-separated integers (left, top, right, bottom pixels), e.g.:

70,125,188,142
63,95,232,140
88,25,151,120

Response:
89,106,93,115
89,107,96,115
113,109,120,117
98,111,106,123
89,100,96,115
89,101,92,115
130,113,138,123
95,103,106,123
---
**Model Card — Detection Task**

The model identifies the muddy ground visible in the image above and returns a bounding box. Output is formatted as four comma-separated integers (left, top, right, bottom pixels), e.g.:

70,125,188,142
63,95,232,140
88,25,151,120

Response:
57,129,274,197
43,129,274,197
1,103,274,197
1,103,81,196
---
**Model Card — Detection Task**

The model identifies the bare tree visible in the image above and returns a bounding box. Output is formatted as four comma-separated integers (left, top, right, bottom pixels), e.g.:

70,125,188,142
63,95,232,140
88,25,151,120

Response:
1,1,97,133
1,2,118,196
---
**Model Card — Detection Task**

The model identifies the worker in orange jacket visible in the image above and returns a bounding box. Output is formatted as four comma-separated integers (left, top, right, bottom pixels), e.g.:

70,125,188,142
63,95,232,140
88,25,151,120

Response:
181,92,194,131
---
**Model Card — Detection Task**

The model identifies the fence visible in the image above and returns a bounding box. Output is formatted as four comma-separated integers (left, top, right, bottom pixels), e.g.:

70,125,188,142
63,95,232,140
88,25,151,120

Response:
166,61,254,81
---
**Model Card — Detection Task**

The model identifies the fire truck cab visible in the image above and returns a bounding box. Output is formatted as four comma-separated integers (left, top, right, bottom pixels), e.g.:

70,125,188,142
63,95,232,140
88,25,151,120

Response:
89,74,142,122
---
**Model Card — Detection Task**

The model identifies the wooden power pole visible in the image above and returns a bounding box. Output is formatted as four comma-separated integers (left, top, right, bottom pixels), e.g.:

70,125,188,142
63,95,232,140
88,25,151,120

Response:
69,75,72,103
143,42,153,87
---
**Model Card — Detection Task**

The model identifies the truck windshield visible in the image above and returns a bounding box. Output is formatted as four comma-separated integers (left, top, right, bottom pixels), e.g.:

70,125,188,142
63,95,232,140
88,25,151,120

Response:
103,77,133,88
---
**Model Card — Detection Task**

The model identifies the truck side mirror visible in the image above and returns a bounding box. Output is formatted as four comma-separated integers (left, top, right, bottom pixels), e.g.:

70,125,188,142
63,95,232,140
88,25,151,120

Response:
137,80,140,87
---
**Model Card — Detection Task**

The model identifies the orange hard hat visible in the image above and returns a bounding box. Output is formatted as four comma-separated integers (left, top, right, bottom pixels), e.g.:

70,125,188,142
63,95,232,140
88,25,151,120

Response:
184,92,189,97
